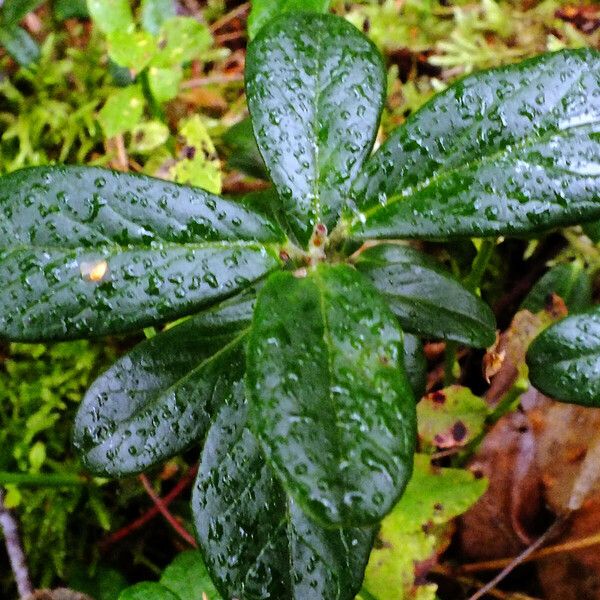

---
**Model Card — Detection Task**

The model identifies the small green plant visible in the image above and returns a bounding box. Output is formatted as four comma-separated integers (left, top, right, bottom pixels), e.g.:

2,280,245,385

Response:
1,11,599,599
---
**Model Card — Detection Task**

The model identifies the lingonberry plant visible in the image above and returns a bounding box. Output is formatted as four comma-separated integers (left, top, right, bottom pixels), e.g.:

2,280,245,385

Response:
1,11,599,599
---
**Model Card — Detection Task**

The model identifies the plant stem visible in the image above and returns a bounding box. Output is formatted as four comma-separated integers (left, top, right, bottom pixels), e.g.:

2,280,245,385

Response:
444,240,496,385
464,239,496,292
0,488,33,598
139,474,198,548
465,516,566,600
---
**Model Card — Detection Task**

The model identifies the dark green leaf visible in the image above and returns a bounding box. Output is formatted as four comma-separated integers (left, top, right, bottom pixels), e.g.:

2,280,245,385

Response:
160,551,222,599
0,24,40,66
193,387,374,600
404,333,426,399
73,298,249,476
349,49,600,240
140,0,176,34
356,244,496,347
521,261,592,313
0,166,283,341
247,264,416,527
527,308,600,406
246,13,385,246
223,117,267,180
1,0,44,24
247,0,330,39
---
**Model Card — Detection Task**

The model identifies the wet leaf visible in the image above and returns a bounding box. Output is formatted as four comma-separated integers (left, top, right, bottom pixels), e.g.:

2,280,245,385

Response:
0,166,283,341
356,244,496,347
73,293,253,476
417,386,489,449
247,0,330,39
350,49,600,240
247,264,416,527
362,455,487,600
521,261,592,314
246,13,385,246
192,386,374,600
527,307,600,407
404,333,427,399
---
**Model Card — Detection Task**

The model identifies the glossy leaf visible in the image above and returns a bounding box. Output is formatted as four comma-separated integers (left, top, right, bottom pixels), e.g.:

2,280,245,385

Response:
356,244,496,347
521,261,592,314
223,117,268,180
0,166,282,341
246,13,385,246
247,0,330,39
247,264,416,526
404,333,426,399
193,386,374,600
350,49,600,240
527,308,600,406
73,295,251,476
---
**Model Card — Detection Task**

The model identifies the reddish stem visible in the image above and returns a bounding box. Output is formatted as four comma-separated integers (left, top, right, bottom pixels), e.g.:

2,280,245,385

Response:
99,465,198,551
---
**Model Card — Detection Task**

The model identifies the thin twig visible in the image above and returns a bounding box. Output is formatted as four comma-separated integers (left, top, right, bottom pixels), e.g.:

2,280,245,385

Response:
180,73,245,88
461,527,600,574
433,565,540,600
139,474,198,548
99,465,198,550
465,516,567,600
209,2,250,32
0,488,33,598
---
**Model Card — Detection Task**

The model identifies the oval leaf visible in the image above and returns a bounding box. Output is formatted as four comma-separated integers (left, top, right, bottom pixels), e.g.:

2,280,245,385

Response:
246,13,385,246
404,333,426,399
0,166,283,341
247,264,416,527
193,386,374,600
527,308,600,407
73,293,253,476
160,551,222,599
118,583,179,600
349,49,600,240
521,261,592,314
356,244,496,347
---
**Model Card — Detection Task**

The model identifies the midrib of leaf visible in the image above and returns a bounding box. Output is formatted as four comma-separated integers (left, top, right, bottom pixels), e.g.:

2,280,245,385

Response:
2,239,280,253
314,270,345,503
355,116,600,226
101,330,248,428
